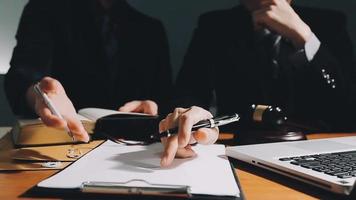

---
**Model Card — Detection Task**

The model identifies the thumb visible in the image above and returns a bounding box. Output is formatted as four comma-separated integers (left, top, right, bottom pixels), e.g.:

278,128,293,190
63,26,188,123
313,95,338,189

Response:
66,117,90,142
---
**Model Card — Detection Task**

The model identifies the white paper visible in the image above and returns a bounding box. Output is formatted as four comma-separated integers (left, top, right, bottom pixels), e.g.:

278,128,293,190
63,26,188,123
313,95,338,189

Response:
38,140,240,197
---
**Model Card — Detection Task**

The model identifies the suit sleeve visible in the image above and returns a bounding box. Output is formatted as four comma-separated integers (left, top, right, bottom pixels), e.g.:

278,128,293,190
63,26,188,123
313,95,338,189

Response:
4,0,54,116
174,16,215,110
291,13,356,131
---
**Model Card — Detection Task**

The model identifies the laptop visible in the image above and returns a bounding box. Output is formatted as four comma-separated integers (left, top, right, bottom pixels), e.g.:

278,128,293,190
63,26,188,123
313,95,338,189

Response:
226,136,356,195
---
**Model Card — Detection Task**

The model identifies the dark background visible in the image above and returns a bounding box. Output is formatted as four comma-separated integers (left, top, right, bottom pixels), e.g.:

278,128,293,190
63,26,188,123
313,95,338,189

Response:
0,0,355,125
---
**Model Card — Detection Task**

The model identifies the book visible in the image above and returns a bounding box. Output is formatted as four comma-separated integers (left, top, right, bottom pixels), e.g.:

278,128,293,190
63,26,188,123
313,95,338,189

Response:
11,108,151,147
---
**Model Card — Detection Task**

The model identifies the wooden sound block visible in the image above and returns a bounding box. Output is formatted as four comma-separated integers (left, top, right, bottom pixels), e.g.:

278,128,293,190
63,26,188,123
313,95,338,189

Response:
235,129,306,145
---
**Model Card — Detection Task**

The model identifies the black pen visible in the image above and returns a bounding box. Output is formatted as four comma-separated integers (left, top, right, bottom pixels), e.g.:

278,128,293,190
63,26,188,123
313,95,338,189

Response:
150,114,240,140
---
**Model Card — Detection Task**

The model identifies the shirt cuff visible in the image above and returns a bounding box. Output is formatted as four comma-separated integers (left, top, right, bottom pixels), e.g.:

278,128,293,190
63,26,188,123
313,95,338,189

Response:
289,32,321,67
304,32,321,61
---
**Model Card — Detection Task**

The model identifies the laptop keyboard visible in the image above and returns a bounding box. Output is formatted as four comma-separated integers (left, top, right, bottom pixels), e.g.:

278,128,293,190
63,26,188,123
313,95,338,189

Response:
279,150,356,179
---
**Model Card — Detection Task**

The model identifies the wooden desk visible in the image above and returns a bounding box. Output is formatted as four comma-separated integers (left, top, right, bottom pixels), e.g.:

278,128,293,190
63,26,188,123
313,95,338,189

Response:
1,132,356,200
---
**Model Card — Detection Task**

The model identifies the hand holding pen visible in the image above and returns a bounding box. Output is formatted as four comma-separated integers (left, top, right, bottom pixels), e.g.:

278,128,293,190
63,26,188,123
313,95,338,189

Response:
31,77,89,142
159,106,239,167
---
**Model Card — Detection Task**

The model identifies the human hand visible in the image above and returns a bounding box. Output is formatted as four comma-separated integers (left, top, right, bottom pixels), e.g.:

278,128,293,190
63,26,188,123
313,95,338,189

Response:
251,0,311,47
30,77,89,142
118,100,158,115
159,106,219,167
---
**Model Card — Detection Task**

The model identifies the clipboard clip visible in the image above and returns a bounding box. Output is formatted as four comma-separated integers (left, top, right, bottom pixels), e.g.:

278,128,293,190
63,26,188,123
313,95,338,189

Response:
81,179,192,197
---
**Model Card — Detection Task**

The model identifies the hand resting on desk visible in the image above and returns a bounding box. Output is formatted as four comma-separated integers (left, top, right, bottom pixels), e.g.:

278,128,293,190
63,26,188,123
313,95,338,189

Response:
118,100,158,115
159,106,219,167
27,77,160,143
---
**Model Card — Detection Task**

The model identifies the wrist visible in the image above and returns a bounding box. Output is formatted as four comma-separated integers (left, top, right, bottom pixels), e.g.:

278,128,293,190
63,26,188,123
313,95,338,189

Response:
291,21,312,48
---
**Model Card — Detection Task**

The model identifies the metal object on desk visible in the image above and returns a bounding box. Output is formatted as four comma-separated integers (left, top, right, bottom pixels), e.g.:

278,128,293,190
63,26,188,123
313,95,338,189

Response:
66,147,82,159
41,161,63,168
0,127,12,141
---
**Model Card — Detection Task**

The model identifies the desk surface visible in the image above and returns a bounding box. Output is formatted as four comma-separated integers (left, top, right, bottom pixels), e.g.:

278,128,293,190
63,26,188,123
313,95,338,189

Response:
1,132,356,200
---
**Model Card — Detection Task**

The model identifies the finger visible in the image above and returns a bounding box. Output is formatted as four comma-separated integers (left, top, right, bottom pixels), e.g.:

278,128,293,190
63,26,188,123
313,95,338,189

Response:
160,136,168,146
118,101,142,112
159,119,167,133
192,127,219,145
37,105,66,128
177,106,213,148
39,76,61,94
161,135,179,167
175,145,196,158
165,113,178,130
253,7,274,27
142,100,158,115
160,120,169,145
257,0,277,8
188,132,197,144
253,6,282,32
143,106,156,115
172,107,189,124
66,117,90,142
173,107,188,115
177,114,194,147
163,108,188,131
254,17,274,31
159,108,188,133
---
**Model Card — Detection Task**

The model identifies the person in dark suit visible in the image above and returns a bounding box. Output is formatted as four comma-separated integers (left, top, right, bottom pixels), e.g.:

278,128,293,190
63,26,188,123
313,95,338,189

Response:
5,0,173,142
159,0,356,167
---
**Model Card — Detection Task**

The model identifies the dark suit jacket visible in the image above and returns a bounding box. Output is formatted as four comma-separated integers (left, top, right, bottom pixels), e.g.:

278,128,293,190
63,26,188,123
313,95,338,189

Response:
5,0,173,116
176,5,356,132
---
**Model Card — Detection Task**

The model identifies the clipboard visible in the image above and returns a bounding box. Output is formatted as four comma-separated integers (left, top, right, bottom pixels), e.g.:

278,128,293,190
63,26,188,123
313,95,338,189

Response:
31,171,243,200
78,166,244,200
35,141,244,199
81,179,191,197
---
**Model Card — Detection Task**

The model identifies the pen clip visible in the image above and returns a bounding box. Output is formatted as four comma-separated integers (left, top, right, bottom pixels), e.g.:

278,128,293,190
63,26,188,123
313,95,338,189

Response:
214,114,240,127
33,83,42,97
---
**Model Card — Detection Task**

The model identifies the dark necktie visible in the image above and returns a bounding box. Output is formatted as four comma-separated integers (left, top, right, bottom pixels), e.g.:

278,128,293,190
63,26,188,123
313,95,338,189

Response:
260,31,282,79
258,30,289,108
101,14,118,98
101,15,118,71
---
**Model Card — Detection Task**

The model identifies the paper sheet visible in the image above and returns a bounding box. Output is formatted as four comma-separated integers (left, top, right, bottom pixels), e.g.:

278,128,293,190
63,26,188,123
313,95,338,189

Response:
38,140,240,197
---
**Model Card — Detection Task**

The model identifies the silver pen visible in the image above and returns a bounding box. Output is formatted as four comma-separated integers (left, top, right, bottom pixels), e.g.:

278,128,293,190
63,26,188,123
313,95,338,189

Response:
33,83,75,141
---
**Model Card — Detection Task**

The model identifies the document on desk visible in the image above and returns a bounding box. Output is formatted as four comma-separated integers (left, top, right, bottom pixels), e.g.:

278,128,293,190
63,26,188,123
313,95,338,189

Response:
38,140,240,198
